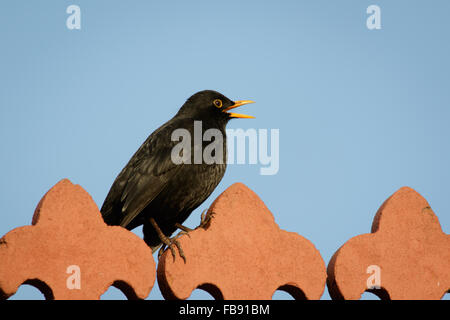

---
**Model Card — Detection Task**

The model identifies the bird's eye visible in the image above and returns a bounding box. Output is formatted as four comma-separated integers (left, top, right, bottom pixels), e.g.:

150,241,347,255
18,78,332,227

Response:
213,99,223,108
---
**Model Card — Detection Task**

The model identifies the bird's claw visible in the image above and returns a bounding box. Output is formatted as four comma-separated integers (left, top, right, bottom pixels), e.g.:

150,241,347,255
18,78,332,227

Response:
158,233,187,263
198,209,215,229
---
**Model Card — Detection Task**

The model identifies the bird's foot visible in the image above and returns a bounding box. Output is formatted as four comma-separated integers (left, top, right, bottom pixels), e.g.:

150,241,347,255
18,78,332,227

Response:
197,209,215,230
149,217,187,263
158,233,186,263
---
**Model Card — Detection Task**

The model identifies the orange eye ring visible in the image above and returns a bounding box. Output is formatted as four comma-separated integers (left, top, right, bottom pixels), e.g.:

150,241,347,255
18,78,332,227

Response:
213,99,223,108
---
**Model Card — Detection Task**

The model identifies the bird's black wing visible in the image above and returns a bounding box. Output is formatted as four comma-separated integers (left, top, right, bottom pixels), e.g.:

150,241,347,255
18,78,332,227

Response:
101,119,186,229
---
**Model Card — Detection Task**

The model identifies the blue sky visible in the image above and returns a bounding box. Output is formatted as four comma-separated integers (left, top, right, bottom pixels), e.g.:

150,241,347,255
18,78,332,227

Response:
1,1,449,300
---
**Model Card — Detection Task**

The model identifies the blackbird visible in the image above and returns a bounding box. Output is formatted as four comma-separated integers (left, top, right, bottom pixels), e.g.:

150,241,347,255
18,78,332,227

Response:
101,90,254,260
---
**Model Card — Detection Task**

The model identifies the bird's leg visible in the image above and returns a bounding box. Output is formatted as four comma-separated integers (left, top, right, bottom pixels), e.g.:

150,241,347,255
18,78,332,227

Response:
170,209,216,242
149,217,186,263
175,208,216,233
175,223,194,233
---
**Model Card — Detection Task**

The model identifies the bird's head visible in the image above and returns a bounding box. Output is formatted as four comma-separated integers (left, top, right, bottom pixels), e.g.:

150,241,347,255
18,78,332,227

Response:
177,90,255,124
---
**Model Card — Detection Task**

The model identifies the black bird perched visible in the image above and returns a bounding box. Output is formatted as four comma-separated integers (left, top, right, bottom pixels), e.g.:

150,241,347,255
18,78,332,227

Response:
101,90,254,260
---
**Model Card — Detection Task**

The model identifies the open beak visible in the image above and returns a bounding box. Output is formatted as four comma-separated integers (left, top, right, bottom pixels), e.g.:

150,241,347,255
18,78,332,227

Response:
223,100,255,119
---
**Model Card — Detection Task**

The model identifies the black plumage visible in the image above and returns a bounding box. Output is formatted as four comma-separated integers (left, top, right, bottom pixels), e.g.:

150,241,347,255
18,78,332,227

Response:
101,90,254,258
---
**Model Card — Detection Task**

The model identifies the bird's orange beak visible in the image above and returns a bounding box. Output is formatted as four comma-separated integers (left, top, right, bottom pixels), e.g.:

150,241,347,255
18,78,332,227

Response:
223,100,255,119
